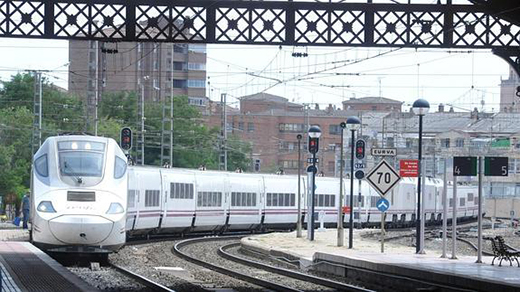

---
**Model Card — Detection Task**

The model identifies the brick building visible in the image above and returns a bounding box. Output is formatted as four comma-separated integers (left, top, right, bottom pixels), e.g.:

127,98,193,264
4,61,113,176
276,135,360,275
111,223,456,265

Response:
499,66,520,112
205,93,389,176
342,96,403,112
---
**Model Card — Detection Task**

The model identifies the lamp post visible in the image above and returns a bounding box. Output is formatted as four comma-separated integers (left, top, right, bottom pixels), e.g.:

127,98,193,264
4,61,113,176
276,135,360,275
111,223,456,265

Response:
297,134,303,238
412,98,430,254
338,122,346,246
308,125,322,241
346,116,361,249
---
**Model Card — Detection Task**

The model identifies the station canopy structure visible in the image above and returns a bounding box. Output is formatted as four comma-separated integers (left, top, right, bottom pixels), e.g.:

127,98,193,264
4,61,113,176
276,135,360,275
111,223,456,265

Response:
0,0,518,72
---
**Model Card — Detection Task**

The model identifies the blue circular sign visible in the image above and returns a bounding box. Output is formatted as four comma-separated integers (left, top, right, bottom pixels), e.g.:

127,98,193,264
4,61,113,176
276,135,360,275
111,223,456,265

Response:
376,198,390,212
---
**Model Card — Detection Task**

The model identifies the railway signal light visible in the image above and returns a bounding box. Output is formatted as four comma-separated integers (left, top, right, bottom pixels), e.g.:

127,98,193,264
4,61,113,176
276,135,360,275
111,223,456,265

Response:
355,139,365,160
120,127,132,151
308,137,319,154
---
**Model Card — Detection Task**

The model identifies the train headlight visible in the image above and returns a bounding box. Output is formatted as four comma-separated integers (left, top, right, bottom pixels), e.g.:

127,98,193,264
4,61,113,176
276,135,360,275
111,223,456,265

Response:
37,201,56,213
106,203,124,214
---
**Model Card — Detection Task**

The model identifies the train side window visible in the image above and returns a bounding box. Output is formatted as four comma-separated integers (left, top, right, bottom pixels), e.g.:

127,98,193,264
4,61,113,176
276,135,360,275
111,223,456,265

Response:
128,190,137,208
474,196,479,205
114,156,127,179
145,190,160,207
467,193,474,201
460,198,465,207
171,182,194,199
34,155,48,177
449,198,453,207
290,193,295,206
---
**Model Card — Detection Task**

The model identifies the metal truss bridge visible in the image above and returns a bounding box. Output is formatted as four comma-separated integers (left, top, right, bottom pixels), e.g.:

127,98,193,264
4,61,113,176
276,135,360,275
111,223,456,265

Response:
2,0,519,71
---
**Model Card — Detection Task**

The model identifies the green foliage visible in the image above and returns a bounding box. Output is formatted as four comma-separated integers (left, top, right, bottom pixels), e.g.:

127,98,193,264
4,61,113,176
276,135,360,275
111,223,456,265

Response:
0,73,254,200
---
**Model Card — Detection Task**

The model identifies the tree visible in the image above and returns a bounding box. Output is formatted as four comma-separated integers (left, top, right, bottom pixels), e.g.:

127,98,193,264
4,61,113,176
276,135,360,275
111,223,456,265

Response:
226,135,252,172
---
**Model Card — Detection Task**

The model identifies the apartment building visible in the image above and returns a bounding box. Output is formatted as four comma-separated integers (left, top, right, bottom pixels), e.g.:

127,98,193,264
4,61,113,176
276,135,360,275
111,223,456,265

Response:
68,40,207,116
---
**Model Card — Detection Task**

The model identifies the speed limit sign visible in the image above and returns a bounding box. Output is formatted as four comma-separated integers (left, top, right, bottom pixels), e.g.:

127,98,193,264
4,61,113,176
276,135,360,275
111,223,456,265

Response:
366,160,401,196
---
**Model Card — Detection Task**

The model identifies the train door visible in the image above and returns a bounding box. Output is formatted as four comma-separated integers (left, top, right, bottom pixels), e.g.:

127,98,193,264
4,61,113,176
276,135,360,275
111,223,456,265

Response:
263,176,298,228
192,172,228,232
227,174,262,230
313,177,338,227
126,168,139,232
161,170,196,232
133,169,162,231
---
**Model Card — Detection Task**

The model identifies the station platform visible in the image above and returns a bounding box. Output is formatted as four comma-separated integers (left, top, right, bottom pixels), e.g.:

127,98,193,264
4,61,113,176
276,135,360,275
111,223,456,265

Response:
241,229,520,292
0,242,99,292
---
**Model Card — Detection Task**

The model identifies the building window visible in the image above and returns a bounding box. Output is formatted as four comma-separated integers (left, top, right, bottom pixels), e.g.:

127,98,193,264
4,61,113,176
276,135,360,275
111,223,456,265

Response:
174,44,187,53
455,138,464,148
173,62,187,71
279,141,296,151
279,123,305,133
328,161,335,172
442,138,450,148
187,79,206,88
188,63,206,70
173,79,186,88
372,106,377,110
281,160,301,169
329,124,341,135
386,137,395,147
188,97,206,106
188,44,206,53
238,122,244,131
248,123,255,132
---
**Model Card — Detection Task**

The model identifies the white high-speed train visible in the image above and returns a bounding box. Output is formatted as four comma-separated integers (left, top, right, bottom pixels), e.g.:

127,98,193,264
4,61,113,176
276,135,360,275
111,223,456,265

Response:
31,135,128,253
31,135,480,254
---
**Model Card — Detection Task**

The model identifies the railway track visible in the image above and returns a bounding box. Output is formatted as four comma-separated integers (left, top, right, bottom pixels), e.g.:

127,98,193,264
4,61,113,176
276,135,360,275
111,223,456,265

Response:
173,236,373,292
110,263,176,292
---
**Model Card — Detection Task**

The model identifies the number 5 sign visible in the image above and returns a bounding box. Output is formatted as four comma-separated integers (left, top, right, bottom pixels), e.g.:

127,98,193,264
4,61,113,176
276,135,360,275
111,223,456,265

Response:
366,160,401,196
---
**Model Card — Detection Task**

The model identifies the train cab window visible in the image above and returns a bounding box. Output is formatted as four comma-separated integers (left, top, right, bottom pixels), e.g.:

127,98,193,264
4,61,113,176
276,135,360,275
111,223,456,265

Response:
34,155,48,177
170,183,194,199
197,191,222,207
460,198,465,207
58,141,105,178
114,157,127,179
145,190,160,207
467,193,474,202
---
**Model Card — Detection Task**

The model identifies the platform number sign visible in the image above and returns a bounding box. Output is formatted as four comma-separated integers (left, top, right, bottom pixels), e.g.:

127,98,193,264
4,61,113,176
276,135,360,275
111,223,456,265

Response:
366,160,401,196
484,157,508,176
453,156,477,176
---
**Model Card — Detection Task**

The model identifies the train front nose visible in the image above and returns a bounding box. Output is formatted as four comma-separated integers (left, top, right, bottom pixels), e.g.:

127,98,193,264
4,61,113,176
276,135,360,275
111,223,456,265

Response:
48,215,113,244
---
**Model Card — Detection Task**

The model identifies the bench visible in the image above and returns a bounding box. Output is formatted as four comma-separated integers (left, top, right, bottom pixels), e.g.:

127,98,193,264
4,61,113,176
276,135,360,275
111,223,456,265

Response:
489,236,520,267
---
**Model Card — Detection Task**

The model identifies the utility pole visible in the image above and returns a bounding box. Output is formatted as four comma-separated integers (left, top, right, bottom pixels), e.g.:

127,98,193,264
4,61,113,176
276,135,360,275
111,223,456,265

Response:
87,40,99,134
219,93,228,171
30,71,43,154
161,44,174,167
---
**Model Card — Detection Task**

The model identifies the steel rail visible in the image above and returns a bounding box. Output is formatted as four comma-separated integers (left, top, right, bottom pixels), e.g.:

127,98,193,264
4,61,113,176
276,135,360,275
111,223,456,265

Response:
173,236,302,292
219,242,374,292
110,263,176,292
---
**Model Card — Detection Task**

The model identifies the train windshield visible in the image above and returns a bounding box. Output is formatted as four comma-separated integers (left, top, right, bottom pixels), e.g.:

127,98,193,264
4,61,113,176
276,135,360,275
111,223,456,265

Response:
59,152,104,177
58,141,105,178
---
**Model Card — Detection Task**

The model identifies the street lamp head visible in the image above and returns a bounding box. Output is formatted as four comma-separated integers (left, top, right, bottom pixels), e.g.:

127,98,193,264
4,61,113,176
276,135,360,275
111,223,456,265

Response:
296,134,302,140
308,125,322,138
346,116,361,131
412,98,430,116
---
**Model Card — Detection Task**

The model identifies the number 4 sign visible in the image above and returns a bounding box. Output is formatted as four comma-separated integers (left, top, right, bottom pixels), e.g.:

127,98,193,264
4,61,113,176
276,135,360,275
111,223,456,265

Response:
366,160,401,196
